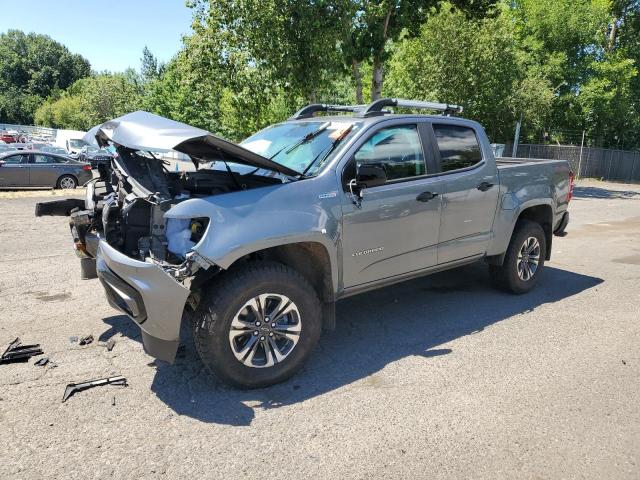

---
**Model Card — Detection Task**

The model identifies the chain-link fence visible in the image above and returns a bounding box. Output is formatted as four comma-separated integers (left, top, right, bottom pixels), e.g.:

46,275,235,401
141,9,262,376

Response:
504,144,640,183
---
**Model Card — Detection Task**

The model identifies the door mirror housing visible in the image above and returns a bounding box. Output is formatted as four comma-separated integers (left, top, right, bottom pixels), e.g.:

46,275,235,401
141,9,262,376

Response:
356,163,387,188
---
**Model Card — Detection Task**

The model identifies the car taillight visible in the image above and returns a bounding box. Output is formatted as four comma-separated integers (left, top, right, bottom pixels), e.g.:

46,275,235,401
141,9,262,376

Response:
568,171,575,202
83,164,92,171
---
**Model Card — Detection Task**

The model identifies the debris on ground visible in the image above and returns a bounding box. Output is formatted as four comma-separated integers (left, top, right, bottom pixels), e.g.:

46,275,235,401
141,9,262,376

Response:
78,335,94,346
104,338,116,351
34,357,50,367
112,395,116,406
0,338,44,364
62,375,128,403
69,336,78,343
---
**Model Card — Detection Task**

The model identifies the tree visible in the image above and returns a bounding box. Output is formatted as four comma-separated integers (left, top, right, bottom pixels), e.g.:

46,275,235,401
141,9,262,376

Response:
385,3,553,142
141,46,164,83
0,30,90,124
35,73,143,130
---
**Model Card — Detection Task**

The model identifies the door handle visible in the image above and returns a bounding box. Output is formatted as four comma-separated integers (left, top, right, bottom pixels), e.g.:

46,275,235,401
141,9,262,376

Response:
416,191,438,202
477,182,494,192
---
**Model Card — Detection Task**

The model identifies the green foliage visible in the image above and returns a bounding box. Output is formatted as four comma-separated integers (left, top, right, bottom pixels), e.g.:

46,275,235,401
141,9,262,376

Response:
16,0,640,149
386,3,554,141
0,30,91,124
35,73,143,130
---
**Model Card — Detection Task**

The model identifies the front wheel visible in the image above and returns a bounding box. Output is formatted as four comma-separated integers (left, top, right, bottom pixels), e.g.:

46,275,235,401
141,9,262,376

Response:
490,220,546,294
193,262,322,388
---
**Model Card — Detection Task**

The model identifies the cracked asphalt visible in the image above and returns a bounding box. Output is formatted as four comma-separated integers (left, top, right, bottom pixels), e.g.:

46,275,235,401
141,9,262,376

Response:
1,179,639,479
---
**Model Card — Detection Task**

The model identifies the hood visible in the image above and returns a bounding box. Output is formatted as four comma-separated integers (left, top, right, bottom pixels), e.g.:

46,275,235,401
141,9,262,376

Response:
84,111,299,177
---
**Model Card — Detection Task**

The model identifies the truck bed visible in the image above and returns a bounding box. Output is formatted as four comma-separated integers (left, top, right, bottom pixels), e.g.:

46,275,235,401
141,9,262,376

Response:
496,157,568,169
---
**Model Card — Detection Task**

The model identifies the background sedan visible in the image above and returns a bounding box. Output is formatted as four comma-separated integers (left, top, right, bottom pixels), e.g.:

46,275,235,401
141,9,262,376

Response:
0,151,92,189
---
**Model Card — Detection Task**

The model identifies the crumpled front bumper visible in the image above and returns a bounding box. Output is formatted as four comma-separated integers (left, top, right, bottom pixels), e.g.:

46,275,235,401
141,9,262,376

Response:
96,240,190,363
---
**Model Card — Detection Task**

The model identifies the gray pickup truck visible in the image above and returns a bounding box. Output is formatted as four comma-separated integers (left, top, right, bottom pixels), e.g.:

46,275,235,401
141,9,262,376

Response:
37,99,573,388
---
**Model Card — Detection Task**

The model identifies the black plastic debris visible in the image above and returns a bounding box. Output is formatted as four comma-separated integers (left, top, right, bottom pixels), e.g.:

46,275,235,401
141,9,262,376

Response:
0,338,44,364
79,335,94,346
34,357,50,367
62,375,127,403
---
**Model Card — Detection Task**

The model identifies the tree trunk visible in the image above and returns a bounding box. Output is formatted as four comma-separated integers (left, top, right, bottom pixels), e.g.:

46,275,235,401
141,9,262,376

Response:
308,88,317,104
370,8,392,101
608,17,618,51
371,56,383,101
352,59,363,104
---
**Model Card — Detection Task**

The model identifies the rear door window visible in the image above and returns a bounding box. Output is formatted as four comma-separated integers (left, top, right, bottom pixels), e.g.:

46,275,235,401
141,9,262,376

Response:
32,154,60,164
433,124,482,172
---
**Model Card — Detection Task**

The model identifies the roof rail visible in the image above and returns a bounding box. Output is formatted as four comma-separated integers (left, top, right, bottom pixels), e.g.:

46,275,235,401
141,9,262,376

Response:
359,98,463,117
290,103,366,120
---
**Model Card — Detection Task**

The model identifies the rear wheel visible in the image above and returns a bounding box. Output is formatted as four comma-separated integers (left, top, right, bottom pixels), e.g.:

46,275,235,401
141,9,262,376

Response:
490,220,546,294
193,261,322,388
57,175,77,189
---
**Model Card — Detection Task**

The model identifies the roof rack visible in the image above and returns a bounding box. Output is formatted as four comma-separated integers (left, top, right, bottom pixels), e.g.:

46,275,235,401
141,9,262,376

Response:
290,104,366,120
290,98,463,120
359,98,463,117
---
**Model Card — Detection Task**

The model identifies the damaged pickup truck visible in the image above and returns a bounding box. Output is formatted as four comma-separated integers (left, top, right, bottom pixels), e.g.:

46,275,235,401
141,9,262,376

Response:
37,99,573,388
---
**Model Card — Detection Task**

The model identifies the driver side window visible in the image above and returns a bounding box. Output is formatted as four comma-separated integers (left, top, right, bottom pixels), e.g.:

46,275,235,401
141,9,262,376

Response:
353,125,426,182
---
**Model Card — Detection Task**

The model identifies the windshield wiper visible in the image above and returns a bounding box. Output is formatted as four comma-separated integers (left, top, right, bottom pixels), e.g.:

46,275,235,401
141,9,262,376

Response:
299,124,354,178
269,122,330,160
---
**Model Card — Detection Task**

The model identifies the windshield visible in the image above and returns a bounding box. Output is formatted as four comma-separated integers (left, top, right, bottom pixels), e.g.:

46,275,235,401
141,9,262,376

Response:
69,139,87,148
241,121,361,176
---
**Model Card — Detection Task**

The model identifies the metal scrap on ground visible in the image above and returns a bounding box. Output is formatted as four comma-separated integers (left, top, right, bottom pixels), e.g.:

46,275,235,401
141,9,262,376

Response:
62,375,128,403
0,338,43,364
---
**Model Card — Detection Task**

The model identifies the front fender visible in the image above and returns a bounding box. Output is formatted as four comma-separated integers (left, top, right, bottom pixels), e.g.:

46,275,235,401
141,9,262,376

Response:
164,179,342,293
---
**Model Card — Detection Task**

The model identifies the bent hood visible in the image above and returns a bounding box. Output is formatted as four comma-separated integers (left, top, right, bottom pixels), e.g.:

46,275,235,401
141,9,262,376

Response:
83,110,299,177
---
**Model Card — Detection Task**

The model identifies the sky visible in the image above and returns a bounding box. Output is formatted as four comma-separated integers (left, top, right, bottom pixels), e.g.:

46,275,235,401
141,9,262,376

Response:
0,0,194,72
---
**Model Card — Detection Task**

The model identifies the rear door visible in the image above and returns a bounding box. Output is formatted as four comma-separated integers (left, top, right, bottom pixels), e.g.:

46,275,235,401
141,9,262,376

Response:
430,123,499,264
340,121,443,288
29,153,62,186
0,153,30,187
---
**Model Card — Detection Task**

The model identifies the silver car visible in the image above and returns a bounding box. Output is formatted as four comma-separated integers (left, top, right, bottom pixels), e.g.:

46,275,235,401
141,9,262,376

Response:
0,150,93,189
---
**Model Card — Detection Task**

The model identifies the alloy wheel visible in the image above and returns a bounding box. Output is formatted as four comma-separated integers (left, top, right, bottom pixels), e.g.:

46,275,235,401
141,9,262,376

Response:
59,177,76,189
517,236,541,281
228,293,302,368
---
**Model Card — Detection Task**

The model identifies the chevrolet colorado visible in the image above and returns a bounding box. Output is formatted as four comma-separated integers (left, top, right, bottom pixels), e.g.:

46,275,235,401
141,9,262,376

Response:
36,99,573,388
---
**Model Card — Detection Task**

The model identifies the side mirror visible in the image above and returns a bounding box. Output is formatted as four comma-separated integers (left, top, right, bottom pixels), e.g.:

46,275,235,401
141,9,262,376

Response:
356,163,387,188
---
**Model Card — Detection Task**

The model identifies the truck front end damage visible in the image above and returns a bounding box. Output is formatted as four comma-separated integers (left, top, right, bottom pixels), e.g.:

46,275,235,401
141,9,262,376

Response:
36,111,295,363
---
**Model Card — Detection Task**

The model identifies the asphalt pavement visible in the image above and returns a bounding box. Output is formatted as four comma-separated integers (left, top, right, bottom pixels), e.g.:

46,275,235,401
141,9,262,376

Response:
0,179,639,479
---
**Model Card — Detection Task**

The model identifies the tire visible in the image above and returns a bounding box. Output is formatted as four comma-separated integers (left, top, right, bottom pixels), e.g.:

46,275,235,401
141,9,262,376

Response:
490,220,546,294
193,261,322,388
56,174,77,189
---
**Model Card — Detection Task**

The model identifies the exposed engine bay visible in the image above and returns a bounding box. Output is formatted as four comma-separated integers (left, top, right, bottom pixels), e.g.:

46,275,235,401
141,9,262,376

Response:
79,147,282,271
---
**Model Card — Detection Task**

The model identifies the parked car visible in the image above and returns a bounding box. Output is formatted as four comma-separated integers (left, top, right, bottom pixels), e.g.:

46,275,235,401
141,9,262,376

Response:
0,144,16,154
38,101,573,388
1,132,18,143
77,146,114,167
0,151,92,189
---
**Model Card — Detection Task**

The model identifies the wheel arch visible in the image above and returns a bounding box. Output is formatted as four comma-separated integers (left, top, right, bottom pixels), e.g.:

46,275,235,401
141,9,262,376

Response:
486,201,554,265
198,240,337,330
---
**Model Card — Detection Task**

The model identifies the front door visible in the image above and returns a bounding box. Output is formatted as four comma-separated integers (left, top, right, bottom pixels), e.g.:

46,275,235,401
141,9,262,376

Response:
340,123,442,288
0,153,30,187
430,123,499,264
